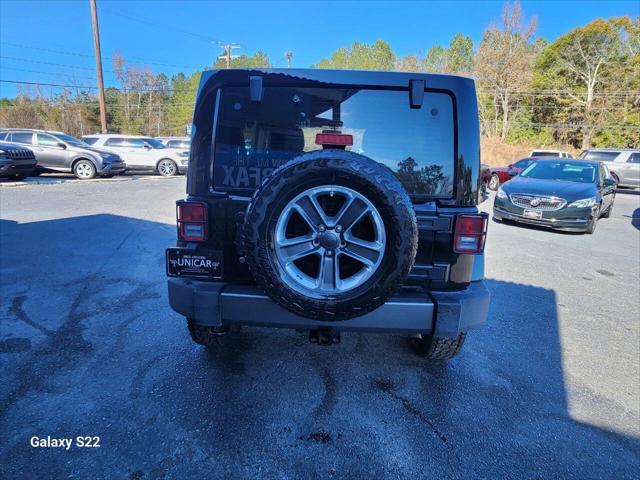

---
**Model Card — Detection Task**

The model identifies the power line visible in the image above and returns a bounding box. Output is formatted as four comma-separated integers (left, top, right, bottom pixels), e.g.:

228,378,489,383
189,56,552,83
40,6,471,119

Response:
0,79,197,94
99,7,220,44
0,42,205,70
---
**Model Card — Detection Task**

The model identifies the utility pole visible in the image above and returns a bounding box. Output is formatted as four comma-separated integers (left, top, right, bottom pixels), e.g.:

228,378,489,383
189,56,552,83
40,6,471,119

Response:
89,0,107,133
285,51,293,68
218,43,240,68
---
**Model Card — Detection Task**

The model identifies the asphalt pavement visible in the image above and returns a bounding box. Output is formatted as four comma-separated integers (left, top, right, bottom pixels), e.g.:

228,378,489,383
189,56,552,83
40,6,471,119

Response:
1,177,638,479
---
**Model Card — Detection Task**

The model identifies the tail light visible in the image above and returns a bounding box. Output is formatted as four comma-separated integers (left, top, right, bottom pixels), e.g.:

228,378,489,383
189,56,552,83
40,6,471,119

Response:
176,200,208,242
454,214,488,254
315,132,353,149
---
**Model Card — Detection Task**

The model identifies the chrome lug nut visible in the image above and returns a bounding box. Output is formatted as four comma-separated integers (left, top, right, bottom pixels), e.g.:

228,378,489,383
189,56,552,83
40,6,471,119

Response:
335,225,343,233
318,224,326,232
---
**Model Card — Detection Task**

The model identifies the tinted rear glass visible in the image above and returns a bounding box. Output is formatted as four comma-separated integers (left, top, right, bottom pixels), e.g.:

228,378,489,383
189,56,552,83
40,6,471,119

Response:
10,132,33,144
105,138,125,146
531,151,561,157
167,140,189,148
212,86,455,197
582,151,620,162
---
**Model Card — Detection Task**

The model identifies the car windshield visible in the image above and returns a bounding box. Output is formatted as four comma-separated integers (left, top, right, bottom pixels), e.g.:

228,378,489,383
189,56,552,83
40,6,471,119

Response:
520,161,597,183
213,85,455,196
56,133,88,147
142,138,166,149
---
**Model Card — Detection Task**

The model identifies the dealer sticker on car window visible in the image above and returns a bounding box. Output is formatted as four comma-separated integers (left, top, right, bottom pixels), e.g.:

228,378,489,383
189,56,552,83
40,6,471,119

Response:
166,248,223,278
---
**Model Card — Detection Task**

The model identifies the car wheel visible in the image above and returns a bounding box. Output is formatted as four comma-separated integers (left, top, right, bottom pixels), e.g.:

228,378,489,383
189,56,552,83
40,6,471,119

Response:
586,208,599,234
157,159,178,176
489,174,500,191
73,160,96,180
408,332,467,359
242,150,418,321
601,199,614,218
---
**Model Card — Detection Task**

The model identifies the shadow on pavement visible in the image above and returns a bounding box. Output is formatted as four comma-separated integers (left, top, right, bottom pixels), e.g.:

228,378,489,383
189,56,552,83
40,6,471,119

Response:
0,214,638,478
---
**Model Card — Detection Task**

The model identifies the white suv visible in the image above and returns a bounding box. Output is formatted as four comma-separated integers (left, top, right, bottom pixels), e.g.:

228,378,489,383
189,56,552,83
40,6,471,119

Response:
82,134,189,176
528,149,573,158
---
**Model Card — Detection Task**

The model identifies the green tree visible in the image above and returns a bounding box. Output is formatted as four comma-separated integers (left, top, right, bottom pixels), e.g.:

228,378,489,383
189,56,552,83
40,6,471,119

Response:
424,34,474,75
213,51,271,69
314,40,396,71
474,1,540,140
533,17,640,148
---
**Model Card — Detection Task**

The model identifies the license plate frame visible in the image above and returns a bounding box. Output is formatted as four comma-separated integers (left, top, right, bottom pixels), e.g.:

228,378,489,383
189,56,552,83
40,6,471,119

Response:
166,248,223,279
523,209,543,219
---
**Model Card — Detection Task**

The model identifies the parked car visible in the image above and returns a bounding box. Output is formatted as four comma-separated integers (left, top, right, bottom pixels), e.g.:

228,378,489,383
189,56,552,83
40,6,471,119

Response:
579,148,639,188
156,136,191,150
166,68,490,360
0,129,125,179
488,157,536,190
493,158,617,234
480,163,491,199
528,149,573,158
0,142,37,180
82,134,188,176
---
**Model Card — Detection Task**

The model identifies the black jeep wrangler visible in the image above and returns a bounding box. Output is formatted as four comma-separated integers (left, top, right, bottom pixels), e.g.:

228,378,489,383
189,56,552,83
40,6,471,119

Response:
167,69,490,359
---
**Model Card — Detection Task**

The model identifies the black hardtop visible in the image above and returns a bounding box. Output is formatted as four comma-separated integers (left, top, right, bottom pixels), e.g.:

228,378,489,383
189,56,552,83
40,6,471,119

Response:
188,68,481,206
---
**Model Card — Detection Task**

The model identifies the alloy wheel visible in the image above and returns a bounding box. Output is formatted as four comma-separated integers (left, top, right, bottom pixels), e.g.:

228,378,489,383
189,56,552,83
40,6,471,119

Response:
273,185,386,295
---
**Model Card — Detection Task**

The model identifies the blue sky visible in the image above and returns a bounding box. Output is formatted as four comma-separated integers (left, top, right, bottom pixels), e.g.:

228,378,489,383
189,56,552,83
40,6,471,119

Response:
0,0,638,97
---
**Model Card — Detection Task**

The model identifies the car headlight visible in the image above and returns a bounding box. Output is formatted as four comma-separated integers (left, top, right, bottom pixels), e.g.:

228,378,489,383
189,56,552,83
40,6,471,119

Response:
568,197,597,208
496,187,508,200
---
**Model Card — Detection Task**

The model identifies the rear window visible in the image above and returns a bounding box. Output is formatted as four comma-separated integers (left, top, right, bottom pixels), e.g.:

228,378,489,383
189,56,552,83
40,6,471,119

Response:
167,140,190,149
105,138,125,146
212,86,455,197
531,151,561,157
581,151,620,162
10,132,33,144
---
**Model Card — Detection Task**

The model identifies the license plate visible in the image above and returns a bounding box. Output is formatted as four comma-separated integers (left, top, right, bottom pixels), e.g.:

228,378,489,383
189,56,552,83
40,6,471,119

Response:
166,248,223,278
523,209,543,219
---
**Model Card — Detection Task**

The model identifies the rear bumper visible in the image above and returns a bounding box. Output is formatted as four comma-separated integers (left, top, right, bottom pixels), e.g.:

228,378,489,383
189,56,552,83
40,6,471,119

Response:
167,278,490,335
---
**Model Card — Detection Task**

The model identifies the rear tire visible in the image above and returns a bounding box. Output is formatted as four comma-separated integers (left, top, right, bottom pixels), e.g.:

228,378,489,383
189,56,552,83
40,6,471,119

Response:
187,319,229,347
242,150,418,321
408,332,467,359
488,174,500,191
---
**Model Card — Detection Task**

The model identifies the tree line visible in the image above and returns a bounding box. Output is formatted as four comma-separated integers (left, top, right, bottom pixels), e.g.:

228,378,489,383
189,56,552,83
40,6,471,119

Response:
0,1,638,150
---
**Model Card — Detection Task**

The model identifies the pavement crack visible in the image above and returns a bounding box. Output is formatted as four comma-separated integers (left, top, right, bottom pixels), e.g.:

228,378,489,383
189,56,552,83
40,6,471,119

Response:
374,378,449,445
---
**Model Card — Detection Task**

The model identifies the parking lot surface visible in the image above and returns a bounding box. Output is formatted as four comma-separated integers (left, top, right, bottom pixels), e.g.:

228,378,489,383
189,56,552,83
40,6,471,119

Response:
1,177,639,479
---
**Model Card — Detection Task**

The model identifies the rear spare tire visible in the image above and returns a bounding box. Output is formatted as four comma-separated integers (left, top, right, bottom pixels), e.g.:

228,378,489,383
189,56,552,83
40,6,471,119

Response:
242,150,418,321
